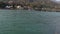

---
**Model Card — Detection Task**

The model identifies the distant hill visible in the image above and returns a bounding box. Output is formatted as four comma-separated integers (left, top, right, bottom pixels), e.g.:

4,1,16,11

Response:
0,0,60,6
32,0,60,7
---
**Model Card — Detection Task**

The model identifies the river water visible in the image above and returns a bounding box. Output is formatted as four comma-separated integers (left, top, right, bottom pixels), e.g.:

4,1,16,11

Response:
0,10,60,34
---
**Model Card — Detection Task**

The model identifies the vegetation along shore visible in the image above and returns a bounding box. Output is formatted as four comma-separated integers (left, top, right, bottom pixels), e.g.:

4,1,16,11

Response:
0,0,60,11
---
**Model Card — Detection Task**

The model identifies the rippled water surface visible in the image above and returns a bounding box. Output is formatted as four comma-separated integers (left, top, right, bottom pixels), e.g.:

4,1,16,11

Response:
0,10,60,34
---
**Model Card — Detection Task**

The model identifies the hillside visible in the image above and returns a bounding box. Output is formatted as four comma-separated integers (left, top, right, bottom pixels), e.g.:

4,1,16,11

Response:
0,0,60,11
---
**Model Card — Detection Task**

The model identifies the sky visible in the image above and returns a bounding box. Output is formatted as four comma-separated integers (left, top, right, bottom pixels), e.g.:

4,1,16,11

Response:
55,0,60,1
56,0,60,1
52,0,60,1
52,0,60,4
51,0,60,3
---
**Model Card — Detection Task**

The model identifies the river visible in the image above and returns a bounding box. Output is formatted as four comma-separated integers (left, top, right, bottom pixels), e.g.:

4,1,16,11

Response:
0,10,59,34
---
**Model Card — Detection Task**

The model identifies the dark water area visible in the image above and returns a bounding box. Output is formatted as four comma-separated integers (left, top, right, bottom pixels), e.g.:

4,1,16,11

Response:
0,10,60,34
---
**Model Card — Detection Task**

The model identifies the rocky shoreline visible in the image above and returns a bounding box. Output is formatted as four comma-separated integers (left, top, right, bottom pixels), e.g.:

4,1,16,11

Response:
0,1,60,12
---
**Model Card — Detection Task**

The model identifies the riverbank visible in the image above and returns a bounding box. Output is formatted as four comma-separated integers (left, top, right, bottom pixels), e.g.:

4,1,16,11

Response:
0,9,59,12
0,1,60,12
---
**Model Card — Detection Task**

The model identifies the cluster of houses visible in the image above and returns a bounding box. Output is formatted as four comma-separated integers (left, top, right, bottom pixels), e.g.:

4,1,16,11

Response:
0,1,33,10
0,0,59,11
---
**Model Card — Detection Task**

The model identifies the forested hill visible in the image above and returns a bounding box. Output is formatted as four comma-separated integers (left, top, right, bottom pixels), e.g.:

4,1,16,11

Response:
0,0,60,8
